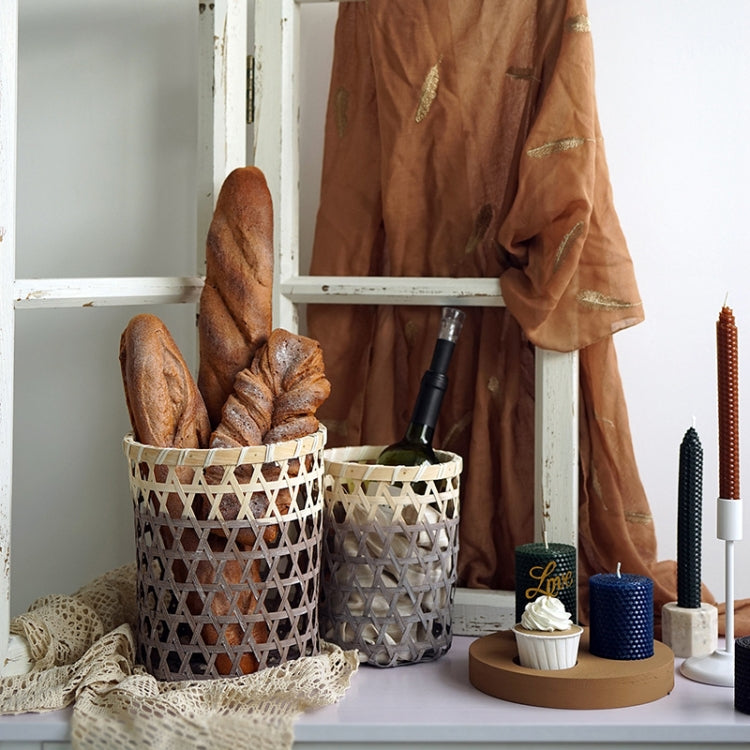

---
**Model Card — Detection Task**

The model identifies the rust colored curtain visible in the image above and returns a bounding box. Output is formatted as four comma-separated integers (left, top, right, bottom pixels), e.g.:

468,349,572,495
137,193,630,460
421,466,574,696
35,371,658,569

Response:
307,0,749,636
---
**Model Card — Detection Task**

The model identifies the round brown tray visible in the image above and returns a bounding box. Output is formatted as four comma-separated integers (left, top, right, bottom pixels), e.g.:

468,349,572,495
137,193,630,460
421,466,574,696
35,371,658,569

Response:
469,628,674,709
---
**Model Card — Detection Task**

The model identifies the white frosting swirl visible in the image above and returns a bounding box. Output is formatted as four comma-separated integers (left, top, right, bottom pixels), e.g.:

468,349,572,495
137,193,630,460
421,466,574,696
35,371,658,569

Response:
520,595,573,631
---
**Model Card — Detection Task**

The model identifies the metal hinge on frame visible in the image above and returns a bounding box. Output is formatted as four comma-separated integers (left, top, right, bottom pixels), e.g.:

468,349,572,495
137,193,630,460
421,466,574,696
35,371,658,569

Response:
246,54,255,124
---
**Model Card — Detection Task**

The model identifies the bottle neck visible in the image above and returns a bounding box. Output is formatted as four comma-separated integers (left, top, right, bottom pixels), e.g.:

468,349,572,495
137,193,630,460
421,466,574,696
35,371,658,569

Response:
429,338,456,375
407,370,447,444
404,420,435,447
402,308,463,450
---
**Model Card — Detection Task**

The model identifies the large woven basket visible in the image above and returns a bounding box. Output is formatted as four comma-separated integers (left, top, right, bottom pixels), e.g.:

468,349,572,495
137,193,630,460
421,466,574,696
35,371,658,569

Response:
123,426,326,681
320,445,461,668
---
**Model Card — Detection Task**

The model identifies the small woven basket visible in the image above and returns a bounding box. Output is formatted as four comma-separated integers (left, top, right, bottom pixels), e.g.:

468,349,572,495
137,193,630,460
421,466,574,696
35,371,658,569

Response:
123,426,326,681
320,445,461,668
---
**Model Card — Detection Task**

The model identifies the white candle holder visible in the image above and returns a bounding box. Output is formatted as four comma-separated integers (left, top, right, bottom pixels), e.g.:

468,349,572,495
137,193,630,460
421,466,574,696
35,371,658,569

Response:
680,497,742,686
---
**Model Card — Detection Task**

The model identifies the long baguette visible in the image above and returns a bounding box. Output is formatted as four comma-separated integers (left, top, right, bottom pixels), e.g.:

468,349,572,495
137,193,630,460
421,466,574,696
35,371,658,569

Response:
198,166,274,428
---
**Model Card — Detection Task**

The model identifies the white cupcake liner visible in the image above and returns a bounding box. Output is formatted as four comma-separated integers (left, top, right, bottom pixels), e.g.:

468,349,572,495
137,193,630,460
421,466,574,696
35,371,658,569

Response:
512,624,583,670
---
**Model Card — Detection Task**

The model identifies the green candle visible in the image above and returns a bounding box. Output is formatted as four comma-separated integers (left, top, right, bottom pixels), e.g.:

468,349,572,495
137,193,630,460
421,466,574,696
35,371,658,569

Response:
514,541,577,623
677,425,702,608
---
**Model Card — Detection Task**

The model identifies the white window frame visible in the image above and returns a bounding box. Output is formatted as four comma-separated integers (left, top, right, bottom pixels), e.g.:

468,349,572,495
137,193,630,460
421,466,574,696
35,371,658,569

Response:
0,0,247,671
0,0,577,671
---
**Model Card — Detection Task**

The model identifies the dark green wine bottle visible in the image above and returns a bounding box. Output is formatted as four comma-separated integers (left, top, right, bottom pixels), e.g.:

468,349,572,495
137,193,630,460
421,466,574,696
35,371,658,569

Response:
377,307,465,468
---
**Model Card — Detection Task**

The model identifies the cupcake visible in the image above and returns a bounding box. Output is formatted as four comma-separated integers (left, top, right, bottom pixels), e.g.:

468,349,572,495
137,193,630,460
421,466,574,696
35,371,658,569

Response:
512,595,582,670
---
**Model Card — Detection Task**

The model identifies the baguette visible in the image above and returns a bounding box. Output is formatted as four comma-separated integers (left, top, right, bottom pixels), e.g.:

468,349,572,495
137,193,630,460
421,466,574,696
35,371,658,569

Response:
119,312,210,583
198,166,274,428
119,313,210,454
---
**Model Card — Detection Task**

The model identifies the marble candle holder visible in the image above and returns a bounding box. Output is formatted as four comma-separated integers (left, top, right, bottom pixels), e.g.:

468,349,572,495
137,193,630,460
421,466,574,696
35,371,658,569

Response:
661,601,718,658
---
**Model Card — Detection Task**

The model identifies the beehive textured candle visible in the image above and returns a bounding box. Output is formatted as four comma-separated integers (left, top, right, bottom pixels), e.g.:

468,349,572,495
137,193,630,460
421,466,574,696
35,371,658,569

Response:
736,636,750,714
677,426,703,609
514,542,577,623
717,305,740,500
589,570,654,660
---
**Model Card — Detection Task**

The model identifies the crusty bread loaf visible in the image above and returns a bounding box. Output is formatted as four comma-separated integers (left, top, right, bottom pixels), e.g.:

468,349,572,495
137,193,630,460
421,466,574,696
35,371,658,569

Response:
207,368,274,448
211,328,331,448
188,535,267,676
255,329,331,444
119,313,211,452
119,313,210,524
205,328,330,546
198,166,274,428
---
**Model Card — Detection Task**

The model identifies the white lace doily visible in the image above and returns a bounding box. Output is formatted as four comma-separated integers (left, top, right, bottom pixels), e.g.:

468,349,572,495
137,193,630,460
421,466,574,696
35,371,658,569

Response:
1,564,358,749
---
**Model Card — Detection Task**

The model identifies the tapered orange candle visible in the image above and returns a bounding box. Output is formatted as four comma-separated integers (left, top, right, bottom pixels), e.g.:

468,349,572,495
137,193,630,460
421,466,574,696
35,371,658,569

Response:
717,305,740,499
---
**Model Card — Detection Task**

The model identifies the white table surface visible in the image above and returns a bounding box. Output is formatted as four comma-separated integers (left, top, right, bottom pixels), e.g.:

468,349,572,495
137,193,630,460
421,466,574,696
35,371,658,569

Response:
1,636,749,749
295,636,750,749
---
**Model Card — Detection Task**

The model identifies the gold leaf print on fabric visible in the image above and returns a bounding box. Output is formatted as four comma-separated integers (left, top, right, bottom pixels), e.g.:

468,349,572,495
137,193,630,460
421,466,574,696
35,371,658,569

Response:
527,137,587,159
566,15,591,33
487,375,500,394
334,87,349,138
506,66,539,83
415,57,442,123
577,290,642,311
625,511,654,526
595,412,615,429
590,466,607,510
554,220,584,271
465,204,494,255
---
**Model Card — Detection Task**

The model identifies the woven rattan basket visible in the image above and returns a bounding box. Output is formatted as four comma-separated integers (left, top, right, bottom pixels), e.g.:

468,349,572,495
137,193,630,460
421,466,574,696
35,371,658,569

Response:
320,445,462,667
123,426,326,681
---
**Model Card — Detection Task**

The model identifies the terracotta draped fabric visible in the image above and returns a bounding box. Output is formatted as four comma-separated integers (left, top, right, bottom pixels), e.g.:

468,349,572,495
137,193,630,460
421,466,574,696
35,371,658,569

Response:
307,0,750,637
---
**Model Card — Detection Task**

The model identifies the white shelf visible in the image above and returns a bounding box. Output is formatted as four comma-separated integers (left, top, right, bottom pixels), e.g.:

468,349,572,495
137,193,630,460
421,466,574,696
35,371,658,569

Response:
0,636,748,749
13,277,204,309
279,275,504,307
11,275,501,310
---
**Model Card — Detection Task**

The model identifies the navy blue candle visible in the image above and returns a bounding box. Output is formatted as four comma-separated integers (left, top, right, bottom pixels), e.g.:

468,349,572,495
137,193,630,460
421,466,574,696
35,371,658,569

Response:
736,636,750,714
589,565,654,660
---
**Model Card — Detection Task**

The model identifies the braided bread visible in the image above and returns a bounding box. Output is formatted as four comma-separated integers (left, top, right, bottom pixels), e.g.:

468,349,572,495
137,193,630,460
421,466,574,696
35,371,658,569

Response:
206,329,330,545
211,328,331,449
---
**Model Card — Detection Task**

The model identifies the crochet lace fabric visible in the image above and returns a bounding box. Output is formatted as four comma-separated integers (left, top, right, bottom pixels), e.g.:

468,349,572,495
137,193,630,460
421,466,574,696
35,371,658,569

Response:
0,564,358,749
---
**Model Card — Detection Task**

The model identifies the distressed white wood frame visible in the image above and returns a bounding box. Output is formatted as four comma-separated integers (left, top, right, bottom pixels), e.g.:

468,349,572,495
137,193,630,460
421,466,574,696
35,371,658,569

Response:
0,0,578,672
0,0,19,673
0,0,249,673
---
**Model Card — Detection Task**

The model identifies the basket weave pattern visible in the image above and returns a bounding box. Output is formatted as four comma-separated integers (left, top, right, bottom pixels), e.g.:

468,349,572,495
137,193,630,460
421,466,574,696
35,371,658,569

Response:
123,427,326,681
320,446,461,667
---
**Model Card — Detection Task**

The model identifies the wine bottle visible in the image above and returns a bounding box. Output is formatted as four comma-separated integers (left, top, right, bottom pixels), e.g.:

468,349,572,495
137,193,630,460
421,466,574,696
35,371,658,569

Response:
377,307,465,469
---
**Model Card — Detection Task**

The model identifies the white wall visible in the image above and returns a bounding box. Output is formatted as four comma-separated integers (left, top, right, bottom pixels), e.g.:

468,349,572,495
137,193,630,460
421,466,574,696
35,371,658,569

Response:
10,1,750,616
589,0,750,603
13,0,199,614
